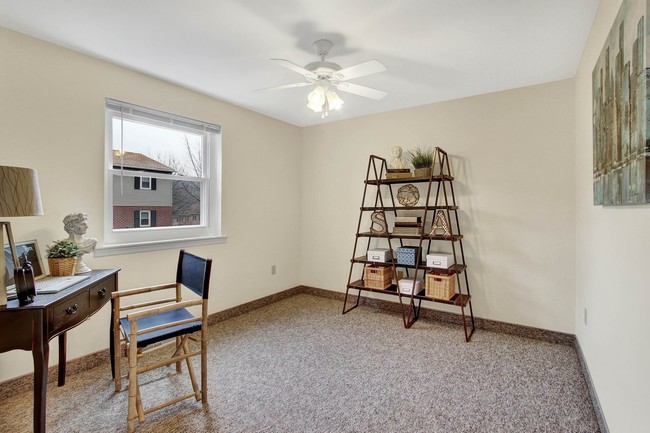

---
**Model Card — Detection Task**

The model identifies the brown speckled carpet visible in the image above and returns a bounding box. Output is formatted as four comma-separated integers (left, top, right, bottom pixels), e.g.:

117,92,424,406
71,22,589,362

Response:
0,294,600,432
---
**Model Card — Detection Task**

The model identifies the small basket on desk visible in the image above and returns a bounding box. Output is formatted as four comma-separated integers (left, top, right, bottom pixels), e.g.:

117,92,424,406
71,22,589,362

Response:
363,265,393,289
48,257,77,276
425,272,456,300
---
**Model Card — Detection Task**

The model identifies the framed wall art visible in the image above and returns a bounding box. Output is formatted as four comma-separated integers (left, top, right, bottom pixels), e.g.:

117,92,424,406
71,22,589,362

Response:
593,0,650,205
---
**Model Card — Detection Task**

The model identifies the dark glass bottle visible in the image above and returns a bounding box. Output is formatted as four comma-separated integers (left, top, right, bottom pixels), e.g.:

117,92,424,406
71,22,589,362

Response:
15,252,36,305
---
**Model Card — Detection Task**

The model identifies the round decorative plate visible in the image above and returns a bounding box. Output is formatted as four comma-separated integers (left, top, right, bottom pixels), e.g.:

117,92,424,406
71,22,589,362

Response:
397,184,419,207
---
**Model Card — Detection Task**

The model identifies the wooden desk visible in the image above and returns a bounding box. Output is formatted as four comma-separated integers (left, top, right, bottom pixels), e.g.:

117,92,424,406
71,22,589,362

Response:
0,269,119,433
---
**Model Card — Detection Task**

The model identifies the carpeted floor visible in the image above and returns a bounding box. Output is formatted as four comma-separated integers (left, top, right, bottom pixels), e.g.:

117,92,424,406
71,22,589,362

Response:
0,294,600,432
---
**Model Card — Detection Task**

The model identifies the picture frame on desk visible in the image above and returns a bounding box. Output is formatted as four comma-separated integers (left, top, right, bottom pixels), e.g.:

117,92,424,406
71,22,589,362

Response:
4,239,44,289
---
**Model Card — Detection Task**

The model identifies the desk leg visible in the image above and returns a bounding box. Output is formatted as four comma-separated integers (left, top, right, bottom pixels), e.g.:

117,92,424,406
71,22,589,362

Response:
33,311,49,433
58,333,67,386
110,298,115,379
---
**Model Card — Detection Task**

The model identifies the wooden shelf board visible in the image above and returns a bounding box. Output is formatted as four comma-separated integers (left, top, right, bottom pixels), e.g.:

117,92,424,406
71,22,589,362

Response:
347,280,471,307
356,232,463,241
360,206,458,211
365,175,454,185
351,258,466,275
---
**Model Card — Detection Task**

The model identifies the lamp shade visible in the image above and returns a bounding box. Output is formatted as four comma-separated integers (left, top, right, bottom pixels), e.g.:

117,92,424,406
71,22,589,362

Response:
0,166,44,217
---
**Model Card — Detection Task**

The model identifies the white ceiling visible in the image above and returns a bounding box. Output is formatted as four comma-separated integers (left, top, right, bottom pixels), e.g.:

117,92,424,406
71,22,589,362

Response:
0,0,600,127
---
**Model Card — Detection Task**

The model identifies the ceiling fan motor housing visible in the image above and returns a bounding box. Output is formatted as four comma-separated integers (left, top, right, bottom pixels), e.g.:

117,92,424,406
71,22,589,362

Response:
305,61,342,79
306,39,343,80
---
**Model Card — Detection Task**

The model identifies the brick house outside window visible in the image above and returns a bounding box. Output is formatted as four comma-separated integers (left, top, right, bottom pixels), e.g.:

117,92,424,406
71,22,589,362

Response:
112,151,174,229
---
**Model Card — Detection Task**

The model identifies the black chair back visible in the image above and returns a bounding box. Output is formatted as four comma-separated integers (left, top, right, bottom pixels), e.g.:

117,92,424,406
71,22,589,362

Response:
176,249,212,299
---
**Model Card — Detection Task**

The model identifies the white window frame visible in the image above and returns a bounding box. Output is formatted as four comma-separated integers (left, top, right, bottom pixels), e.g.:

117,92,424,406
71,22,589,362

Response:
140,176,151,190
97,98,226,256
139,210,151,227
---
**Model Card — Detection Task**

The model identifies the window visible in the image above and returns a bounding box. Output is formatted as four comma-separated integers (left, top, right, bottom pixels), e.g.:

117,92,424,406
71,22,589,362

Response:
137,210,153,227
99,99,225,256
133,176,157,191
139,176,152,190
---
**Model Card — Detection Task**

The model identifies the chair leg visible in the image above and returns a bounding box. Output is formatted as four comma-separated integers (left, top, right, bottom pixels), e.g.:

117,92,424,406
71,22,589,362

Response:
168,335,187,368
127,329,139,432
113,340,122,392
201,329,208,405
113,304,122,392
175,336,182,373
136,380,145,423
182,339,200,401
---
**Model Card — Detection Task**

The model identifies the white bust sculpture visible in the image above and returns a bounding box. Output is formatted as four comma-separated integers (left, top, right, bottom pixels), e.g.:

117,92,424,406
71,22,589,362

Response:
390,146,407,169
63,212,97,274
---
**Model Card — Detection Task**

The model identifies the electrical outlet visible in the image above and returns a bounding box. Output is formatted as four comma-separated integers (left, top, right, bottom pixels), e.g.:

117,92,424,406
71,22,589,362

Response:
584,307,588,326
271,265,276,275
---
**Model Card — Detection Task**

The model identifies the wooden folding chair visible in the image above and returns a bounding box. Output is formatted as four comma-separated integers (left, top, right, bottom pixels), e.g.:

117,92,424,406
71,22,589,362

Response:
111,249,212,432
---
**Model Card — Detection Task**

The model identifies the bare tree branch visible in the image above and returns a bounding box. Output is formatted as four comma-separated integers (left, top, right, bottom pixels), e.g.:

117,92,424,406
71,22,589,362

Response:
149,137,202,225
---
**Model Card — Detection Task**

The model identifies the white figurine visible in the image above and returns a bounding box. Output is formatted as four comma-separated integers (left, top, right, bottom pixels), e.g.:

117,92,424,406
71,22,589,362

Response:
390,146,407,169
63,212,97,274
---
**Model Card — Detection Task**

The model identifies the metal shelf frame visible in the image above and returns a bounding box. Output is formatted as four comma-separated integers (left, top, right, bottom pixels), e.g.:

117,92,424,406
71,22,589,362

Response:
343,147,475,341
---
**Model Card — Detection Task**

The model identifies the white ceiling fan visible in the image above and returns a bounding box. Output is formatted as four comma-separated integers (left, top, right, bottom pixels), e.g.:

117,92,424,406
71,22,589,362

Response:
256,39,387,117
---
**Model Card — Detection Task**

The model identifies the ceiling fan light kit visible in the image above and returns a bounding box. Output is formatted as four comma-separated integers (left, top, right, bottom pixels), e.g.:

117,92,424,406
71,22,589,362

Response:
307,82,345,118
257,39,387,118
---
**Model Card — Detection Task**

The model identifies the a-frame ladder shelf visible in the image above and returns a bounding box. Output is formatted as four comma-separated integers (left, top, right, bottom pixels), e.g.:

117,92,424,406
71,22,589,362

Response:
343,147,475,341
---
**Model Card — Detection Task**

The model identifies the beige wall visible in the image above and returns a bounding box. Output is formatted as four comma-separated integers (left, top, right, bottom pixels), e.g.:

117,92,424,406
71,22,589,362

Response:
575,0,650,431
301,80,576,332
0,27,302,381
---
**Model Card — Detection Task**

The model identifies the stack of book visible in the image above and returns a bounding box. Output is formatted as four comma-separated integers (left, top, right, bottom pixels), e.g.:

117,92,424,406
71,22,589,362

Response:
392,216,423,235
386,168,412,179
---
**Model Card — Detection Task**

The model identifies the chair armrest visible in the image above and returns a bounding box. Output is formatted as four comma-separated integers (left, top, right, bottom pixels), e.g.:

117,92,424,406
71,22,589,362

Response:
126,298,203,322
135,315,203,337
111,282,177,299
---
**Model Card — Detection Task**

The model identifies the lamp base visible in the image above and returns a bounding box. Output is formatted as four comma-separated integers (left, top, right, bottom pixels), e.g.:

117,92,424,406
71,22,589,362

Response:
1,221,28,306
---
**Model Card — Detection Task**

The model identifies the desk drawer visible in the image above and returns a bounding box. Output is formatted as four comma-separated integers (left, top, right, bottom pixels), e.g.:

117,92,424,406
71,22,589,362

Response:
89,278,115,311
52,291,90,333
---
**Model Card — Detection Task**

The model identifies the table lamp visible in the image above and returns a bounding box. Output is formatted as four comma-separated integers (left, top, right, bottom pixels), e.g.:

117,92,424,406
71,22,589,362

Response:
0,166,44,306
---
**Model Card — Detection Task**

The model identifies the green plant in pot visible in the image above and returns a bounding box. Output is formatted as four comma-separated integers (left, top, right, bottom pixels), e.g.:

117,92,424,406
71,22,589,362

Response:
46,239,80,276
408,147,435,178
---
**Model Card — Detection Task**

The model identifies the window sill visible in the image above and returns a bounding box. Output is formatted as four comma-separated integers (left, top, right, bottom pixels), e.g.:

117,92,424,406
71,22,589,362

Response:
94,235,228,257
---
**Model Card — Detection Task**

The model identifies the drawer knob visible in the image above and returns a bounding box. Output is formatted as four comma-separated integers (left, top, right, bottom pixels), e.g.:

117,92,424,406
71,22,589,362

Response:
66,304,79,315
98,288,107,297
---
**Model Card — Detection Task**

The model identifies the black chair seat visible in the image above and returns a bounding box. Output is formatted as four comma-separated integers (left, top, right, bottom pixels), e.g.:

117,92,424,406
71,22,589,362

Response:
120,308,202,348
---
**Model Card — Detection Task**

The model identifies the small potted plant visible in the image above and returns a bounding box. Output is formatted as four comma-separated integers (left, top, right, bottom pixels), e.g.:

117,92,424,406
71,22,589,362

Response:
408,147,435,178
46,240,80,276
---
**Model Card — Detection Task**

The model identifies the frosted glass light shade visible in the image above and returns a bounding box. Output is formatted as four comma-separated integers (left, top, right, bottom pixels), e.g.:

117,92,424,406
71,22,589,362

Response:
307,86,326,112
326,90,344,110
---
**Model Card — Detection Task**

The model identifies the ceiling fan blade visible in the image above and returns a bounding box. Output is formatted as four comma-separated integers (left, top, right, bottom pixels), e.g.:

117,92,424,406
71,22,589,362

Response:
254,82,312,92
333,60,386,81
335,82,387,100
270,58,317,79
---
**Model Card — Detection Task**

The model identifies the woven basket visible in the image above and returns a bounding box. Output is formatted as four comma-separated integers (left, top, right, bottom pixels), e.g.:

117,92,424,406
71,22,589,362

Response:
414,167,432,179
425,272,456,300
48,257,77,276
363,265,393,289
